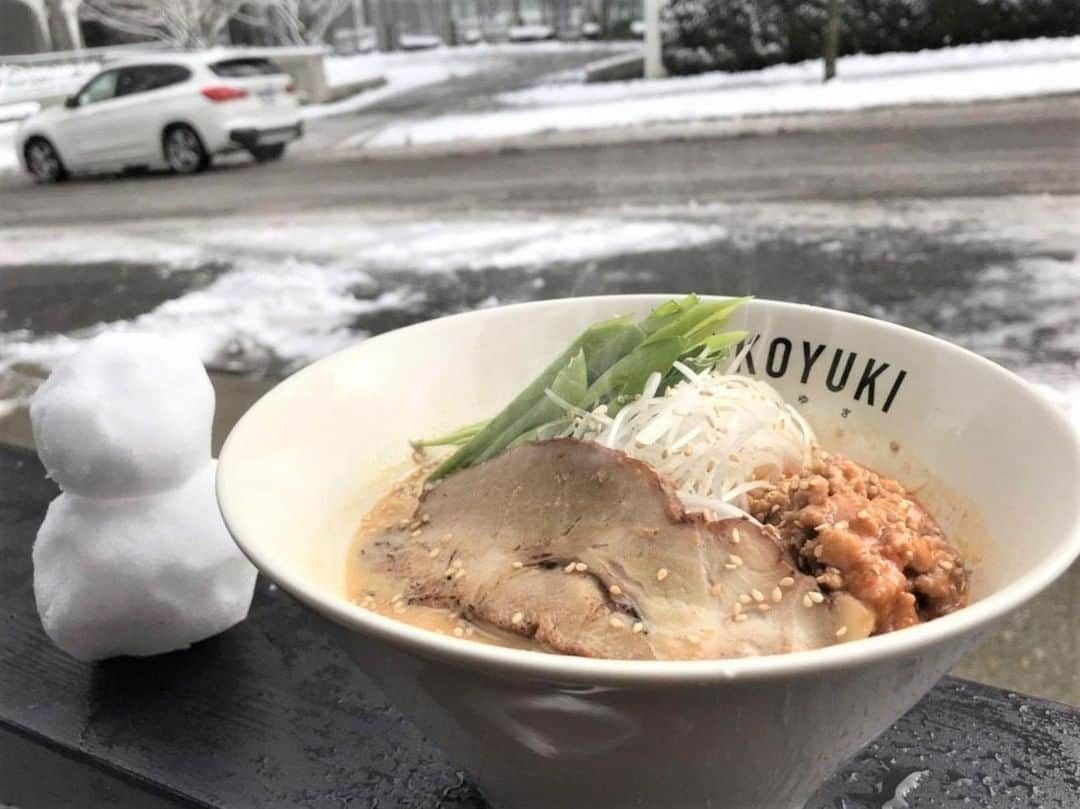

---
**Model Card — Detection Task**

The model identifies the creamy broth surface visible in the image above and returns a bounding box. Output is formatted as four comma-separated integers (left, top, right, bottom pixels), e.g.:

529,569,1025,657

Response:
346,465,540,650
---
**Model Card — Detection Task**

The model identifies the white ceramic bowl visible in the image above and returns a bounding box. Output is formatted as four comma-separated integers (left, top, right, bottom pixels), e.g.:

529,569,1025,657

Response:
217,296,1080,809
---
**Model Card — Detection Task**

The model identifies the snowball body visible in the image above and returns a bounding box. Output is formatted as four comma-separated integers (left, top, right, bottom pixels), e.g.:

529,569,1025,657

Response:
31,332,214,498
33,461,256,661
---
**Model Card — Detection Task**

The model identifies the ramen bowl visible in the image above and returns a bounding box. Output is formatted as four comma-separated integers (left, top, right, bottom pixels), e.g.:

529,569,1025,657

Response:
217,296,1080,809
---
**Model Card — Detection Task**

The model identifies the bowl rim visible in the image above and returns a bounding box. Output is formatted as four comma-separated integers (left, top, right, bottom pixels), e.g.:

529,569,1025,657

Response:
218,294,1080,685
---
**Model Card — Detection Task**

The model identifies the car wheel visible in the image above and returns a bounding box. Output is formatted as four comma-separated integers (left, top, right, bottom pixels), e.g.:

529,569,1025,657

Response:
250,143,286,163
163,125,209,175
25,138,68,183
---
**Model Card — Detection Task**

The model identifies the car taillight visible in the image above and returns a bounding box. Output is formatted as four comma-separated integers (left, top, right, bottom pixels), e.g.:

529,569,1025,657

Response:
284,83,296,94
201,86,248,102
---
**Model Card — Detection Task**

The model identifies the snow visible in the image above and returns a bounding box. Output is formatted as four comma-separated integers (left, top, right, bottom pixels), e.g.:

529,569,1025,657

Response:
30,333,255,661
363,36,1080,149
0,61,100,106
0,121,19,174
34,461,257,661
305,48,497,119
0,211,724,379
31,333,215,498
307,41,627,119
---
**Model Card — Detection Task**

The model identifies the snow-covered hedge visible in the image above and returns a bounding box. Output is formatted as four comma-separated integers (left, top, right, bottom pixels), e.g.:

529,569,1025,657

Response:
663,0,1080,75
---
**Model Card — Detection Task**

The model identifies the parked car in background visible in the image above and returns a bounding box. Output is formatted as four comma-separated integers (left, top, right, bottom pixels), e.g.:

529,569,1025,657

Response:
15,53,303,183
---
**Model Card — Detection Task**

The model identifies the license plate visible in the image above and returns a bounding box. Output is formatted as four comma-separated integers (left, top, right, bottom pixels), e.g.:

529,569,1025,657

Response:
257,88,276,103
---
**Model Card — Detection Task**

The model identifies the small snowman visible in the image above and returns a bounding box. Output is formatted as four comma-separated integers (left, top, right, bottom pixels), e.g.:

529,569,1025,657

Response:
30,333,257,661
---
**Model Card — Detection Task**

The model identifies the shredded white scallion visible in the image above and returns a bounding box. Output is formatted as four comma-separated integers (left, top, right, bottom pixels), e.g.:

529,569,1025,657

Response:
564,367,816,520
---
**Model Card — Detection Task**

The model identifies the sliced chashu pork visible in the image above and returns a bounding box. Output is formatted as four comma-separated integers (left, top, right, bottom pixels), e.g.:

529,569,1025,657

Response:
358,439,873,660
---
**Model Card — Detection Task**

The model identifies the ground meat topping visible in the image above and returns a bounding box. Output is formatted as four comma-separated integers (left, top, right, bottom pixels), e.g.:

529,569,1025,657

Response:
748,450,969,633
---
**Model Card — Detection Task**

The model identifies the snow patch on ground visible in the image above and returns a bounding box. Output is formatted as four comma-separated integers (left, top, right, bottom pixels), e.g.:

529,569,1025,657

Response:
0,61,100,106
0,211,725,379
0,121,20,174
364,36,1080,148
501,36,1080,107
307,41,628,119
306,49,498,119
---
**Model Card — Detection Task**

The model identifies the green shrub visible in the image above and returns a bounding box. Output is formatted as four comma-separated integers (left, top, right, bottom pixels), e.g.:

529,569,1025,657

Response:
662,0,1080,75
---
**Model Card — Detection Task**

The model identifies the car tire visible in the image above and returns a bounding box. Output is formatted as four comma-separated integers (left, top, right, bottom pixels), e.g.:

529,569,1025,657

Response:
250,143,286,163
163,124,209,175
25,137,68,183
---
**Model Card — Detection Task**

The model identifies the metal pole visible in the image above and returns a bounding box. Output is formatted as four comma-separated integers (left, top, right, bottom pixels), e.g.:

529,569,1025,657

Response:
643,0,665,79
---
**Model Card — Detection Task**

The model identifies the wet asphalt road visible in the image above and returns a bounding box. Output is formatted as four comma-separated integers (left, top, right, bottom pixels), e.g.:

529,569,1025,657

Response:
1,95,1079,226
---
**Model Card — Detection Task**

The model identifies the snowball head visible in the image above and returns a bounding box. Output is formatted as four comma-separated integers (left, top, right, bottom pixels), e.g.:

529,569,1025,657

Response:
33,461,257,661
30,332,215,498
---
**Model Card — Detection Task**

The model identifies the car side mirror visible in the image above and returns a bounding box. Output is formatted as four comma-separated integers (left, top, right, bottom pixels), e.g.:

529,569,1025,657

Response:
63,95,78,109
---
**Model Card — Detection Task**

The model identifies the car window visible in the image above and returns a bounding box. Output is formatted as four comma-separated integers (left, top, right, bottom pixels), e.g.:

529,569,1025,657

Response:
209,58,283,77
116,64,192,97
76,70,118,106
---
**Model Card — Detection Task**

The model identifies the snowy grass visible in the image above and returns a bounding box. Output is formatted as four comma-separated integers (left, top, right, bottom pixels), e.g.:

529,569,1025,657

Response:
363,35,1080,149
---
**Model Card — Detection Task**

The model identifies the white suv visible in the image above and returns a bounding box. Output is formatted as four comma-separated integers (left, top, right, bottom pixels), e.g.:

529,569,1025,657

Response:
16,53,303,182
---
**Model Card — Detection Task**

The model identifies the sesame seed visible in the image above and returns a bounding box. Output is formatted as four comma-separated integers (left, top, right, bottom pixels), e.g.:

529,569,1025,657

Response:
710,583,724,597
739,593,752,604
779,576,795,588
835,520,849,530
390,592,404,603
857,509,870,520
428,547,441,558
609,616,623,629
393,602,407,613
750,588,765,602
732,528,742,544
835,626,848,638
454,569,467,579
564,562,576,574
771,587,783,603
814,523,830,532
574,562,588,573
656,568,669,582
733,602,743,615
802,594,815,608
452,558,464,569
757,603,771,612
453,627,464,638
939,559,955,571
729,554,743,567
609,584,623,597
511,611,524,626
632,621,644,634
512,561,524,569
734,613,749,623
420,514,431,524
688,634,702,645
410,529,423,537
724,563,738,570
398,519,410,529
808,591,825,604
